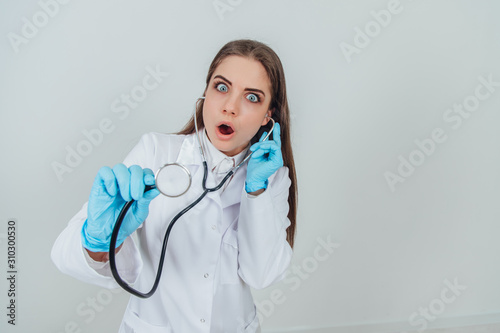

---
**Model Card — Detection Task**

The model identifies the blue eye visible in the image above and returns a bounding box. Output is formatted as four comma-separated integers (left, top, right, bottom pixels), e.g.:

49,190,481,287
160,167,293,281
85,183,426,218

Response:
247,94,259,103
216,83,228,92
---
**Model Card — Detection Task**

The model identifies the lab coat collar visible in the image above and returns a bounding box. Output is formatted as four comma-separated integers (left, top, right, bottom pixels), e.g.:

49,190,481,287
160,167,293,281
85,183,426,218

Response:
200,129,249,175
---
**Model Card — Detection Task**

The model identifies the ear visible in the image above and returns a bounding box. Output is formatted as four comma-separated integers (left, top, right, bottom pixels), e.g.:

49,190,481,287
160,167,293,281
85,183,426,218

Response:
261,109,273,126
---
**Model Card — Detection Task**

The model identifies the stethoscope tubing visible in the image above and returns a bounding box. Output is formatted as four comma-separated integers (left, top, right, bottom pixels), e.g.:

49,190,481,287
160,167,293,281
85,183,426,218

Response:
109,161,235,298
108,97,274,298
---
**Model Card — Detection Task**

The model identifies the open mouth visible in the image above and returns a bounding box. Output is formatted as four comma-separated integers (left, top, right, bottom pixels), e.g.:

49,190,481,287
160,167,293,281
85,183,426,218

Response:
218,123,234,136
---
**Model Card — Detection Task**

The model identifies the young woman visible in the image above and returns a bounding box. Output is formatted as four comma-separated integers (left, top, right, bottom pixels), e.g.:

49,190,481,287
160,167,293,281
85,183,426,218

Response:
52,39,298,333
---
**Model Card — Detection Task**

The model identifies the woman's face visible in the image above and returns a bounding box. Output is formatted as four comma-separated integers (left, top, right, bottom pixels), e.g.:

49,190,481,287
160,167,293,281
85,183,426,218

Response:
203,55,272,157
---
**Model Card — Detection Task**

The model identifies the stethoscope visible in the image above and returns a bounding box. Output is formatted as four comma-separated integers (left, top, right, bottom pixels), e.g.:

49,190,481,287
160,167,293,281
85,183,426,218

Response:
109,97,275,298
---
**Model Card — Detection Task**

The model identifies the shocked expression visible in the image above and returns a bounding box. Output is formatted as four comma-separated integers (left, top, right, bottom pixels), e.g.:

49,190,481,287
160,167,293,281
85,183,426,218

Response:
202,55,272,157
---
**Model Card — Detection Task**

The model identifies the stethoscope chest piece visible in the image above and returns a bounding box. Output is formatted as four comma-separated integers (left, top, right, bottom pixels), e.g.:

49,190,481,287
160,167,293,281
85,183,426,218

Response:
154,163,192,197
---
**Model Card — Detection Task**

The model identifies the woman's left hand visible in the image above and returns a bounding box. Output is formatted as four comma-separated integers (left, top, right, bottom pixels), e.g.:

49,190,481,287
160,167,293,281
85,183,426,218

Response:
245,122,284,193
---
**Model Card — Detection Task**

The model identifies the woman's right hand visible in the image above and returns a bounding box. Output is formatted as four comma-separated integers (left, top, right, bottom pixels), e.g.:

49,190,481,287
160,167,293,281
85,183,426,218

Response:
81,164,160,253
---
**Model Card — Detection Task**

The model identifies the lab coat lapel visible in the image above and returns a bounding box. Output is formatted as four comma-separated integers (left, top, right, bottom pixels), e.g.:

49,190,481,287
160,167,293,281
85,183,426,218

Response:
175,133,223,209
218,163,247,209
175,132,201,167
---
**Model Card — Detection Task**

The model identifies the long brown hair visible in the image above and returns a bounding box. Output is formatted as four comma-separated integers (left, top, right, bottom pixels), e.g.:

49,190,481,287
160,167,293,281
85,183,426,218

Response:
178,39,297,248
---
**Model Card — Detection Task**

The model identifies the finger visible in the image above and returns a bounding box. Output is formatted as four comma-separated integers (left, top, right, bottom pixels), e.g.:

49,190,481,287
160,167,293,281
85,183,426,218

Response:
137,187,160,211
273,122,281,147
250,141,279,153
142,188,160,201
129,165,145,201
95,166,118,197
259,131,268,142
250,148,269,160
143,168,156,186
113,164,132,202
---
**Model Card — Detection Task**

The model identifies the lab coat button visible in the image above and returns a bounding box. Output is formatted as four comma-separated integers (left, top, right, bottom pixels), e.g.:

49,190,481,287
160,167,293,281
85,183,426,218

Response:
200,318,205,323
211,225,216,230
204,273,209,278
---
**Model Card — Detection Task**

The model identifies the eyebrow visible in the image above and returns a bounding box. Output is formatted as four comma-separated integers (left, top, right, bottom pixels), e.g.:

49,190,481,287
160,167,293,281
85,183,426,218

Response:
213,75,266,97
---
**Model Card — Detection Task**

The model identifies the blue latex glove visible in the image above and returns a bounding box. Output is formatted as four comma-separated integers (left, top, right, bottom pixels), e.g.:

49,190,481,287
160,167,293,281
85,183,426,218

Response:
245,122,284,193
81,164,160,252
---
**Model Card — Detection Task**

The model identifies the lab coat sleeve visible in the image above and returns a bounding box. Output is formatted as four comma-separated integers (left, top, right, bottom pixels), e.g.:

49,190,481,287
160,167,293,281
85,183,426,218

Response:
237,167,294,289
51,202,142,288
51,133,157,288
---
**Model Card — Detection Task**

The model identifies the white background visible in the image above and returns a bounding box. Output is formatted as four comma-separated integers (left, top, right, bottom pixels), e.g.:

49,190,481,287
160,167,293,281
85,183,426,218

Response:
1,0,500,332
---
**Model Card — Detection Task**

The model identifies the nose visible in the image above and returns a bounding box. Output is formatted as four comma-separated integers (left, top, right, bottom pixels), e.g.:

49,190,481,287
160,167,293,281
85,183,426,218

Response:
222,93,239,116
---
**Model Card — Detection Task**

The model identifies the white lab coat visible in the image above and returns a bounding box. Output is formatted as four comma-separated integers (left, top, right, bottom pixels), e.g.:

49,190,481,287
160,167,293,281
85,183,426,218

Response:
51,131,293,333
